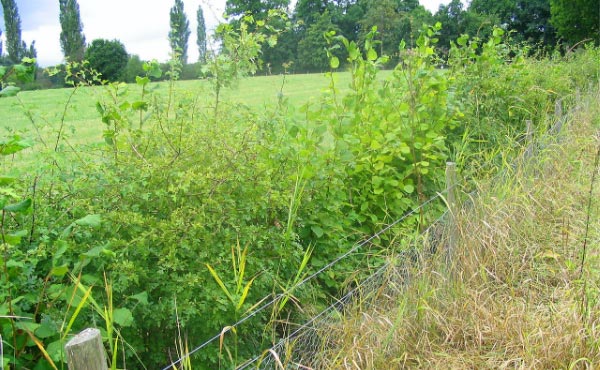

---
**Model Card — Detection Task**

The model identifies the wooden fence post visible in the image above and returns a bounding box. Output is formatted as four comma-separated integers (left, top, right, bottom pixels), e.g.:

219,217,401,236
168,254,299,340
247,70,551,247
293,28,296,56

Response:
65,328,108,370
445,162,458,263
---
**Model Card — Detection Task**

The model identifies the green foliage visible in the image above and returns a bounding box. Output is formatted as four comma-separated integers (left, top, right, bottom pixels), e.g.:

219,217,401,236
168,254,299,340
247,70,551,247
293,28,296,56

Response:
469,0,557,48
196,5,207,63
550,0,600,45
297,11,343,72
85,39,129,82
1,0,25,63
226,0,290,17
59,0,86,62
0,57,36,94
169,0,191,65
121,54,145,83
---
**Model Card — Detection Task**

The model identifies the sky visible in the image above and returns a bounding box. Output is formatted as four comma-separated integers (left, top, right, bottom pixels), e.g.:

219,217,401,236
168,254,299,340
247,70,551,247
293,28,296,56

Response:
2,0,453,67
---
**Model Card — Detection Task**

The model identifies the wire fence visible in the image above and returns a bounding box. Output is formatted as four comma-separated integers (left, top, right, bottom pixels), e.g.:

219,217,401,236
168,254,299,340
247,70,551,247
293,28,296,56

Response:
227,96,572,370
236,214,449,370
160,190,450,370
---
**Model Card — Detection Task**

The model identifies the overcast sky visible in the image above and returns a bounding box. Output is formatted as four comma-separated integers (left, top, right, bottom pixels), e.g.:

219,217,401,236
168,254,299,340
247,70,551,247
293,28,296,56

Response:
2,0,452,67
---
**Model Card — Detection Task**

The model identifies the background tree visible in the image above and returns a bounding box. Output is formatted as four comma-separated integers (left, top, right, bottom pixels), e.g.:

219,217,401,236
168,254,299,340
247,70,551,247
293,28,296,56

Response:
1,0,27,63
469,0,556,47
297,11,342,72
85,39,128,82
169,0,191,64
550,0,599,45
197,5,207,63
59,0,86,62
225,0,290,18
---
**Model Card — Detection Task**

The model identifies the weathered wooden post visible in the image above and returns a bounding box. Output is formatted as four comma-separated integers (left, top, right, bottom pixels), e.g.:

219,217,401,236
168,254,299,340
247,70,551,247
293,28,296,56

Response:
445,162,458,264
551,98,564,135
65,328,108,370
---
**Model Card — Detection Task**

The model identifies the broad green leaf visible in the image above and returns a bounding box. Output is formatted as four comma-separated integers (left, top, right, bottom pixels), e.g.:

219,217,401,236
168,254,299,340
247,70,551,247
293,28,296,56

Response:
329,56,340,69
348,42,359,61
129,291,149,305
135,76,150,86
35,318,58,339
46,340,64,363
367,48,377,61
4,229,28,245
311,225,324,238
403,184,415,193
82,245,104,258
51,265,69,277
4,198,32,213
0,176,16,186
0,135,34,155
1,86,21,98
132,101,148,111
113,307,134,327
74,214,101,227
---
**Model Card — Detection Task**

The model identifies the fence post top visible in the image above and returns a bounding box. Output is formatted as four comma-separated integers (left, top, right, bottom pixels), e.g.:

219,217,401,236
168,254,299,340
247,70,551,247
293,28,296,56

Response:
65,328,102,347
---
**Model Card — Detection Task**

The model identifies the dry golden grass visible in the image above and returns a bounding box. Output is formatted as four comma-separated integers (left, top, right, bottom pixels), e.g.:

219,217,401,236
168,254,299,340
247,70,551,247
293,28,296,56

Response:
277,89,600,369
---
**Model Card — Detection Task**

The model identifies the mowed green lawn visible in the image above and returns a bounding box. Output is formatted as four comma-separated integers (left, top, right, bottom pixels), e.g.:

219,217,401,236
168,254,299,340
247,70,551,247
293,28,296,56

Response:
0,71,391,148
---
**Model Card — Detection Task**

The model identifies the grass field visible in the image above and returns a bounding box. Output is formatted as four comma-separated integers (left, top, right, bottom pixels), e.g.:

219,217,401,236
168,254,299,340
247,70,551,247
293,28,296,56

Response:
0,71,383,148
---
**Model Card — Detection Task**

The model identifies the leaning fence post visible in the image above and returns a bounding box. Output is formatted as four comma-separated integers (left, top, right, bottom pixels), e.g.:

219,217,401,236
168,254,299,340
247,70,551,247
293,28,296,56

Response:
445,162,458,263
65,328,108,370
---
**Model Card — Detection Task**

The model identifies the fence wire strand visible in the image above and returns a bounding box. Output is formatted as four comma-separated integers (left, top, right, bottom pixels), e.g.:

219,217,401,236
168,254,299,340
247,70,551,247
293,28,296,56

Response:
237,212,448,370
160,192,446,370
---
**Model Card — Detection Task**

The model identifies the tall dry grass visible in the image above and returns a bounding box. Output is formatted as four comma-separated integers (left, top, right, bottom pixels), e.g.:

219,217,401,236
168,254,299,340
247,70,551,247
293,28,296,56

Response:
278,89,600,369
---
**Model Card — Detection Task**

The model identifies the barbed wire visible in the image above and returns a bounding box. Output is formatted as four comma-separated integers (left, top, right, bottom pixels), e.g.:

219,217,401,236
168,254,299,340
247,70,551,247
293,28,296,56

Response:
160,191,447,370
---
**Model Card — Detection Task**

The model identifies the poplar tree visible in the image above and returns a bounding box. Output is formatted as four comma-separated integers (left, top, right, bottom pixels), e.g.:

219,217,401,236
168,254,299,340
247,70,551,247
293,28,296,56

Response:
197,5,207,63
1,0,25,63
169,0,191,64
59,0,86,62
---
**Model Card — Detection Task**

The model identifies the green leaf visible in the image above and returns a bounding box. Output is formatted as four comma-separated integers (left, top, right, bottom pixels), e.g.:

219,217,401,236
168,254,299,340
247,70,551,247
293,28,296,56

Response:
128,291,149,305
403,184,415,193
74,214,102,227
50,265,69,277
0,176,16,186
113,307,134,327
367,48,377,61
311,225,324,238
4,198,32,213
46,340,64,363
0,85,21,97
348,42,359,61
35,318,58,339
135,76,150,86
0,135,34,155
329,56,340,69
132,101,148,111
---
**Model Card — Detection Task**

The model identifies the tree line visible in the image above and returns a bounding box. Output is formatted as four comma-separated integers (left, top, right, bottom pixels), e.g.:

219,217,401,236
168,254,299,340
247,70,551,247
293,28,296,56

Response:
1,0,598,87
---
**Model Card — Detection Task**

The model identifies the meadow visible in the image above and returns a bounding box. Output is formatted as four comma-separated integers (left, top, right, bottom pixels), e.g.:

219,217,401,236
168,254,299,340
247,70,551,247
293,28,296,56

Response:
1,25,598,370
0,71,377,146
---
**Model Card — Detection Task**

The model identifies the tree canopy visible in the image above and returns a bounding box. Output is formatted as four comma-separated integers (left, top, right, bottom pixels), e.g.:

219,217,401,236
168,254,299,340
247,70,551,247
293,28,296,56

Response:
169,0,191,64
85,39,128,82
59,0,86,62
550,0,599,45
